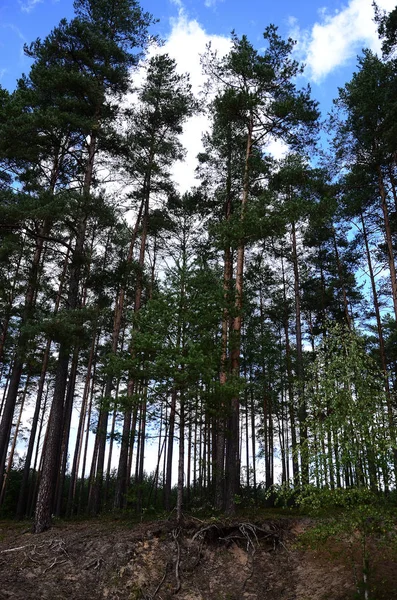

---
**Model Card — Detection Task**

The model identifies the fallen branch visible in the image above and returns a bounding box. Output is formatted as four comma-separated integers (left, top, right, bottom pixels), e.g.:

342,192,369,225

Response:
0,545,29,554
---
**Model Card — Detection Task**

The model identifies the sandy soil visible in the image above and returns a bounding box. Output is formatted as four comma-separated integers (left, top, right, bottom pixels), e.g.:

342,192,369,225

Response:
0,516,396,599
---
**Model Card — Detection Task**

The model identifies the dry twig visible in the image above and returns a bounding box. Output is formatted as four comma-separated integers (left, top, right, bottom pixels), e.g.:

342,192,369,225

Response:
43,558,68,574
0,545,29,554
84,557,103,570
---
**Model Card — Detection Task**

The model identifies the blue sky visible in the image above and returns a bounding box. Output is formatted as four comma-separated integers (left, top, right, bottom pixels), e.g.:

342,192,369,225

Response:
1,0,395,96
0,0,396,188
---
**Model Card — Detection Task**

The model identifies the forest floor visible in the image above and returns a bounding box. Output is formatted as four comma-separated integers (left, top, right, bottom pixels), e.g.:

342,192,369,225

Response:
0,512,397,600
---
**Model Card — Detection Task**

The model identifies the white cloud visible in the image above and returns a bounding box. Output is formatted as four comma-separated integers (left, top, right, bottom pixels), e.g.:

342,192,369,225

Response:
152,12,231,192
265,138,289,161
19,0,43,13
292,0,396,82
162,12,231,95
204,0,224,8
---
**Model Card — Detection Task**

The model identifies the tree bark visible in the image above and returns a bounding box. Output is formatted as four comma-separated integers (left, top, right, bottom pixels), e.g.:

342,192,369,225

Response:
225,116,252,513
291,221,308,486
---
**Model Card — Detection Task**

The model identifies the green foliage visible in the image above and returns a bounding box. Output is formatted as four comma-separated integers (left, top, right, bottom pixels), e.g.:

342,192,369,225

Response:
124,53,197,204
295,485,380,515
375,4,397,57
0,468,24,518
306,323,391,489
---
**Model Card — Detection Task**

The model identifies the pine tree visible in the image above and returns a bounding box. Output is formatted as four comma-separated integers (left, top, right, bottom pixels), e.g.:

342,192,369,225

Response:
202,27,319,511
87,52,196,513
32,0,153,533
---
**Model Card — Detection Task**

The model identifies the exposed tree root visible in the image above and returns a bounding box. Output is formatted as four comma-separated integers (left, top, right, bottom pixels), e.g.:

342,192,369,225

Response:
43,558,68,574
189,520,284,550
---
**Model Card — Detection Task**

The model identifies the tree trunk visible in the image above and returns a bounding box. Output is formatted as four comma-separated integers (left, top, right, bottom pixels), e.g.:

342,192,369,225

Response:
0,244,24,364
281,255,299,486
66,327,98,516
115,192,149,509
177,392,185,523
33,350,70,532
225,116,252,513
54,347,79,517
92,198,146,514
291,220,308,486
16,343,51,518
164,389,177,511
33,127,95,532
17,242,70,518
378,167,397,321
331,228,351,328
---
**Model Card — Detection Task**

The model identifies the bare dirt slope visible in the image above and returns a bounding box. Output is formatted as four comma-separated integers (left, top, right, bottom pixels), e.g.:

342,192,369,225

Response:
0,516,395,600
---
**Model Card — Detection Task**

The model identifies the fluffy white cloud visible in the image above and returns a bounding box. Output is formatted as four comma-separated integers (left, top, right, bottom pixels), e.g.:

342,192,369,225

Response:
293,0,396,82
151,12,231,192
161,12,230,96
264,138,289,161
